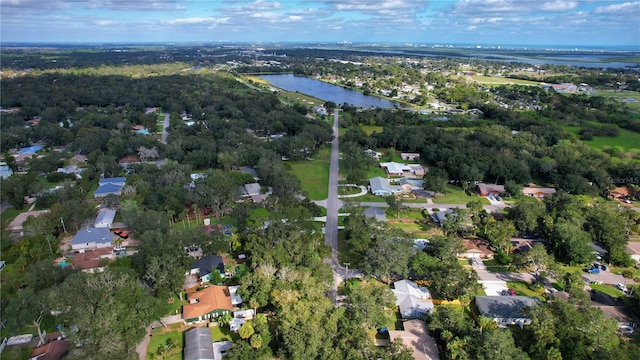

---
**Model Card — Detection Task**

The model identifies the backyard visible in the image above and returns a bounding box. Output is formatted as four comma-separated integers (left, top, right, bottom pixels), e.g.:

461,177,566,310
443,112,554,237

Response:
431,184,489,205
288,145,331,200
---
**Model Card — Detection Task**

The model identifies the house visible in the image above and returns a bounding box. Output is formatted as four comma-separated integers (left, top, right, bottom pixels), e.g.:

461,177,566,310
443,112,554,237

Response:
190,173,207,188
397,178,424,193
239,183,270,203
183,286,235,324
522,184,556,199
93,177,126,197
71,227,113,251
475,296,539,327
380,162,424,177
364,149,383,160
388,320,439,360
29,339,69,360
229,309,255,332
68,247,114,273
364,207,387,222
189,255,227,283
118,155,140,171
94,208,117,228
392,280,434,319
476,183,505,197
432,209,453,226
56,165,85,178
184,327,215,360
369,177,401,196
238,167,260,181
400,153,420,161
460,239,494,259
7,210,50,235
212,341,233,360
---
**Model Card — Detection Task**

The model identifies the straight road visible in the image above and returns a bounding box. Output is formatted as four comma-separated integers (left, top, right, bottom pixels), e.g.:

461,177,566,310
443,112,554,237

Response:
324,109,340,257
357,201,507,213
161,112,170,144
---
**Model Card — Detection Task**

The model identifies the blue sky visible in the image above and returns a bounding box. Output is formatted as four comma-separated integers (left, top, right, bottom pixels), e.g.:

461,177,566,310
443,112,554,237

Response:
1,0,639,47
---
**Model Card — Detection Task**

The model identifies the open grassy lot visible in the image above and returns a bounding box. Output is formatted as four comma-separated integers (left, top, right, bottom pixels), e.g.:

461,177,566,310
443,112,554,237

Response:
360,125,384,135
431,184,489,205
506,281,546,301
563,125,640,151
211,324,240,342
596,91,640,110
471,75,540,86
148,325,184,360
288,146,331,200
1,206,23,227
590,283,626,299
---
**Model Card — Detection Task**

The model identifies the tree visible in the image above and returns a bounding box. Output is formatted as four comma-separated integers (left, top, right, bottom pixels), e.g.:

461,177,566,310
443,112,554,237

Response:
54,268,163,359
563,271,589,305
474,328,529,360
239,322,255,340
362,231,415,284
385,195,401,219
250,334,263,349
423,167,448,194
508,200,545,233
483,218,516,253
514,244,558,284
504,181,523,198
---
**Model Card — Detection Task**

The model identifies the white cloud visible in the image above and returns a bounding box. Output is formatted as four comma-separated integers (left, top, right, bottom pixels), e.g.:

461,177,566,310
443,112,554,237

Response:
167,17,229,25
540,1,577,12
593,1,639,15
94,20,118,26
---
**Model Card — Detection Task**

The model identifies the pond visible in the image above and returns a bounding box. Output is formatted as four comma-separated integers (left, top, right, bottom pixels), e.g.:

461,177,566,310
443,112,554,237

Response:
259,74,401,109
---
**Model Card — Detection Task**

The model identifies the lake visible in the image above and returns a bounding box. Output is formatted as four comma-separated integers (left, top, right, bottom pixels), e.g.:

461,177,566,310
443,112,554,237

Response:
259,74,401,109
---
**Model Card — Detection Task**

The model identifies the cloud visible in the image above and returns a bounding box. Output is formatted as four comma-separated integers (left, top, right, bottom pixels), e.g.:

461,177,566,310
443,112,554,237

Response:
94,20,118,26
540,1,577,11
593,1,639,15
167,17,230,25
85,0,187,11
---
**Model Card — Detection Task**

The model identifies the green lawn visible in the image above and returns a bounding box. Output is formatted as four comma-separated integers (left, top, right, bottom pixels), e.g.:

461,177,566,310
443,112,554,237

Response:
431,184,489,205
482,259,517,273
1,206,23,227
289,146,331,200
506,281,546,300
471,75,540,86
163,293,187,316
1,347,34,360
157,114,165,122
563,125,640,151
148,327,184,360
360,125,384,135
211,324,240,342
590,283,625,299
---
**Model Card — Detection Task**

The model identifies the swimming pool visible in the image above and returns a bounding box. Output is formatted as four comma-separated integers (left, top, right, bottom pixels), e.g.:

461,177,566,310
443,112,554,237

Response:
58,260,69,268
136,129,150,135
19,145,43,154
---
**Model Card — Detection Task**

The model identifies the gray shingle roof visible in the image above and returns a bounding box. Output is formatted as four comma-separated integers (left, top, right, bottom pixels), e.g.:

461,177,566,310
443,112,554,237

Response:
184,327,214,360
71,227,113,246
475,296,539,319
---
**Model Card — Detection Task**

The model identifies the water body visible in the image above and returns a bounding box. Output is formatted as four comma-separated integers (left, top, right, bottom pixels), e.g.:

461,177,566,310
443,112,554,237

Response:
259,74,401,108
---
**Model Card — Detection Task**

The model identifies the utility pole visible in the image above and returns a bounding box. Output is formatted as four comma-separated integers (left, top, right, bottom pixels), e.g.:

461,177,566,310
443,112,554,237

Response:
60,217,67,234
343,262,350,280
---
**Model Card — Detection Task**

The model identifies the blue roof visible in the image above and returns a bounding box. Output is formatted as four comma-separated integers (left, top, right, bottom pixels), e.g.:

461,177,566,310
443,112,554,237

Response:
99,177,126,185
72,227,113,245
94,183,124,196
192,255,225,277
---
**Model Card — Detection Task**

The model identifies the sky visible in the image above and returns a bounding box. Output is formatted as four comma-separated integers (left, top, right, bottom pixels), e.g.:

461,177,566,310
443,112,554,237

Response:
1,0,639,47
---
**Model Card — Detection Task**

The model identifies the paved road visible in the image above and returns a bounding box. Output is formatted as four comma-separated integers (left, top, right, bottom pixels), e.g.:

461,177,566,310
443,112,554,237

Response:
161,112,170,144
324,109,344,291
0,201,12,214
357,202,507,213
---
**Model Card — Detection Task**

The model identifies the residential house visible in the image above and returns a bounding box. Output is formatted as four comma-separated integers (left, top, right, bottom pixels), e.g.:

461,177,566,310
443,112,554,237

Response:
68,247,114,273
460,239,494,259
238,167,260,181
364,149,382,160
392,280,434,319
183,286,235,324
522,184,556,199
94,208,117,228
400,153,420,161
364,207,387,222
184,327,215,360
56,165,85,179
7,210,50,235
369,177,401,196
380,162,425,177
432,209,452,226
397,178,424,193
190,173,206,188
476,183,505,197
212,341,233,360
71,227,113,251
189,255,227,283
475,296,539,327
93,177,126,197
388,320,439,360
118,155,140,172
229,309,255,332
29,339,69,360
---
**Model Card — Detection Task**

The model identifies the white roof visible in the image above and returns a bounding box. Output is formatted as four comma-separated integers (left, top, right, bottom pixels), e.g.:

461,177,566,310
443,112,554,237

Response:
229,285,242,305
393,280,434,319
94,208,116,226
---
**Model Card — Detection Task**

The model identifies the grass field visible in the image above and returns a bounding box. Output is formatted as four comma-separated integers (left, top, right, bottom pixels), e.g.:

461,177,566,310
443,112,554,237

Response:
431,184,490,205
289,145,331,200
211,324,240,342
590,283,626,299
0,206,23,227
564,125,640,151
596,91,640,110
148,326,184,360
360,125,384,135
506,281,546,300
471,75,540,86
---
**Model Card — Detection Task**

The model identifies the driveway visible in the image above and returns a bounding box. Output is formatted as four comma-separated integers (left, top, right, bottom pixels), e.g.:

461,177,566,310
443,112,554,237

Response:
160,112,170,144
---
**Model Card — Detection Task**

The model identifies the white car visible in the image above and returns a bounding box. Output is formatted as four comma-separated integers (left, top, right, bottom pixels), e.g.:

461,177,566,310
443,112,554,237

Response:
615,283,628,292
113,246,126,252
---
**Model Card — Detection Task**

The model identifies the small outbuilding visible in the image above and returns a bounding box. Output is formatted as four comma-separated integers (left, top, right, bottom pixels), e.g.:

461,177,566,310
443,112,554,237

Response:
94,208,117,228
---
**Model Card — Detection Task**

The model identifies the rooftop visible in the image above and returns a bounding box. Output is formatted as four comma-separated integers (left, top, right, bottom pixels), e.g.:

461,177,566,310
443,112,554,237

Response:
183,285,234,320
184,327,215,360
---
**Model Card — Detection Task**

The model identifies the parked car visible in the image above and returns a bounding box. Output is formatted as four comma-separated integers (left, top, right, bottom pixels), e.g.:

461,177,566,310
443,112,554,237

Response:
587,268,600,274
113,246,126,252
617,325,634,335
615,283,628,292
